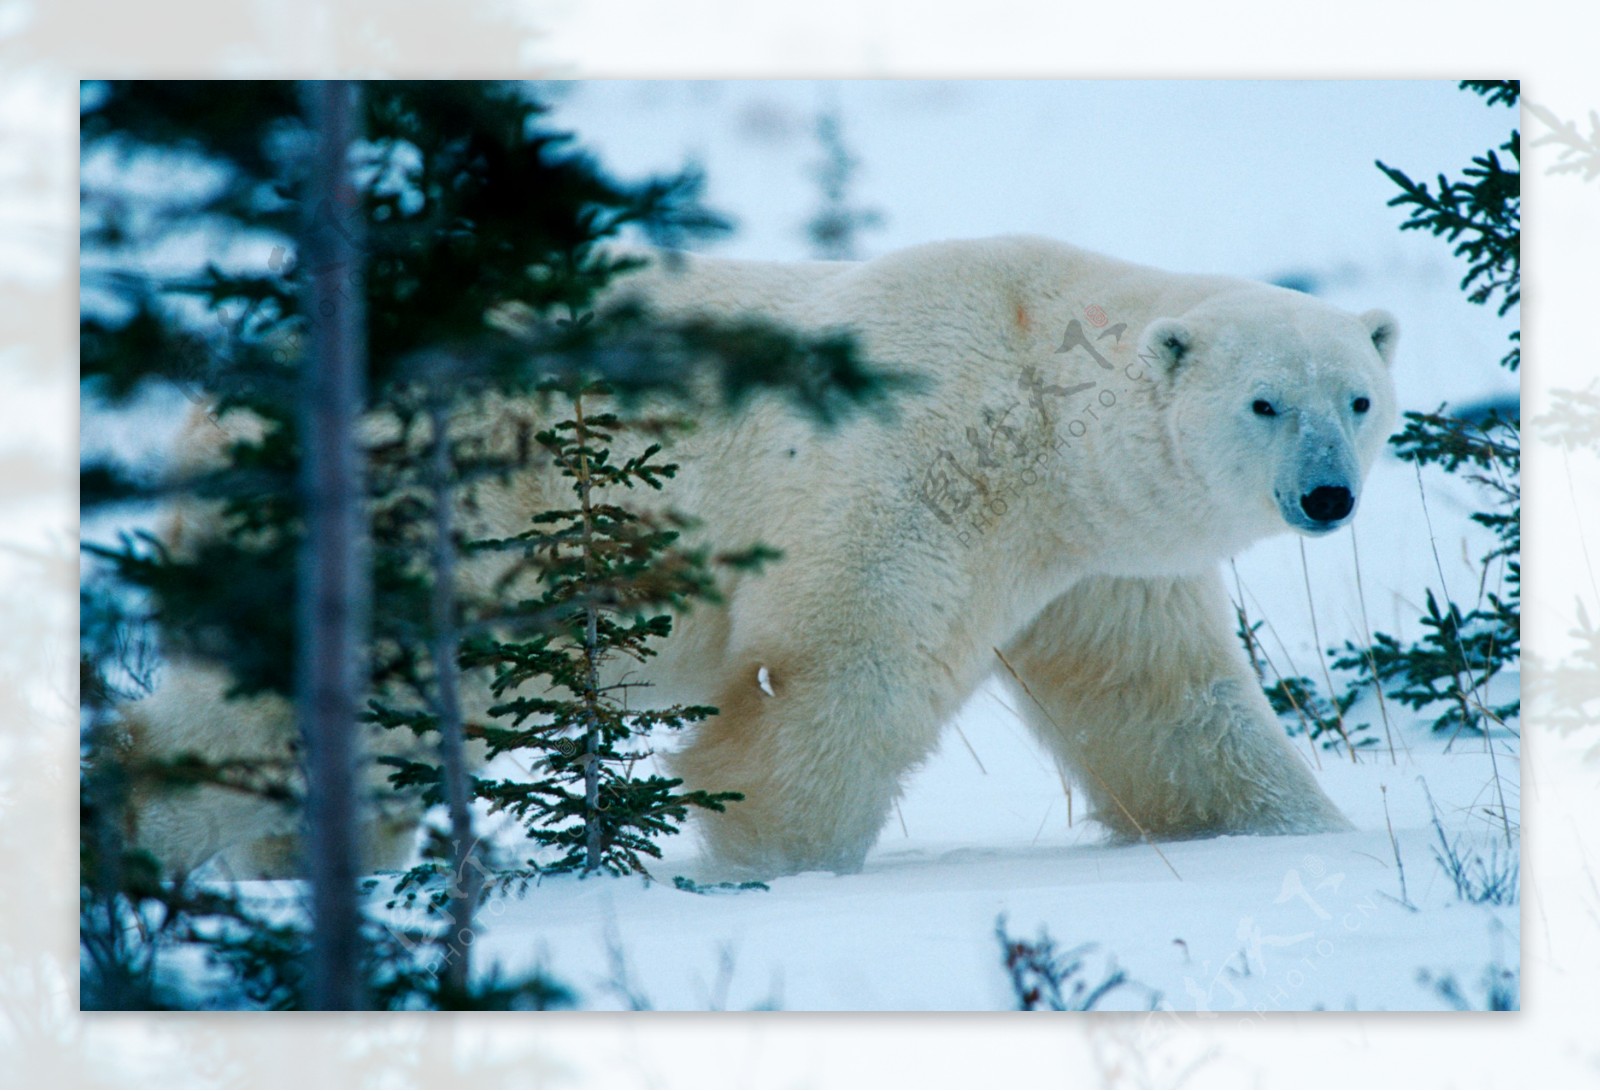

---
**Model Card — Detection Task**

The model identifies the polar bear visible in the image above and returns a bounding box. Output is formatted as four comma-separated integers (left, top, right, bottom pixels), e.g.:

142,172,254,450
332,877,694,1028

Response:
121,235,1397,880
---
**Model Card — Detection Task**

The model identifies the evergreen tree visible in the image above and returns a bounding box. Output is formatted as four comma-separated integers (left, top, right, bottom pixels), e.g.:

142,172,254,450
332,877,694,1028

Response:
79,80,897,1008
1333,81,1521,739
1377,80,1520,372
803,109,884,261
465,379,754,877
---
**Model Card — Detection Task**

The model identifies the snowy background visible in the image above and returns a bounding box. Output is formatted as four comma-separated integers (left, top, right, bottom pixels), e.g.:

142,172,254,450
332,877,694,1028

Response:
85,80,1522,1012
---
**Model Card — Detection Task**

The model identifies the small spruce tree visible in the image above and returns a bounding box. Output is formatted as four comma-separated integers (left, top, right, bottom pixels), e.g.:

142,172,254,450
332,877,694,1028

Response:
460,377,749,877
1334,80,1521,739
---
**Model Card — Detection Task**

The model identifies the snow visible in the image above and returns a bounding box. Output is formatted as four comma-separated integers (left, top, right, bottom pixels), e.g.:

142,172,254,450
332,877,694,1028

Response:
88,80,1523,1011
306,681,1513,1013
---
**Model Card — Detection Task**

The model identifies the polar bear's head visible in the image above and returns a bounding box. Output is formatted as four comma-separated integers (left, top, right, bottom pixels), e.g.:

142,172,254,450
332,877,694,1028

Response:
1141,290,1399,539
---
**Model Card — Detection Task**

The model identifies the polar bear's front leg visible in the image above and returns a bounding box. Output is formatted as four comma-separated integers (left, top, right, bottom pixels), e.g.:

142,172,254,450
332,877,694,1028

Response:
999,571,1351,839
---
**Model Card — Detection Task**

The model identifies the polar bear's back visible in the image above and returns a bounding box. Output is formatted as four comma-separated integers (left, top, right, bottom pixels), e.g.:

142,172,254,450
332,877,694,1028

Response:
606,238,1257,363
605,251,855,329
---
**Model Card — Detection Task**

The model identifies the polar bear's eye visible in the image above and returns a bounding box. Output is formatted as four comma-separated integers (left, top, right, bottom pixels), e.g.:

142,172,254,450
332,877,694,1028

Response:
1352,397,1371,414
1251,400,1277,418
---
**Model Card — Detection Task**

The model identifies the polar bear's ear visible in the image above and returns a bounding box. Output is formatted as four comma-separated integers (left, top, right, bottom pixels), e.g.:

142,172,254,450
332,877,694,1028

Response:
1143,318,1193,377
1360,309,1400,367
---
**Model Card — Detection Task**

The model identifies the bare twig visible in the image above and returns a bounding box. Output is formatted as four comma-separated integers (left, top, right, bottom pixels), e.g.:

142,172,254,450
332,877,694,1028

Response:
1349,529,1400,764
1381,786,1417,911
1233,561,1323,770
428,389,482,994
951,720,988,775
1298,538,1357,763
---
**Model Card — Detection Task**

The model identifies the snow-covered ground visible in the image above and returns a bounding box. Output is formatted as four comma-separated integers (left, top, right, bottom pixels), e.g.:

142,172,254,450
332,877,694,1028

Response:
442,714,1517,1012
86,80,1523,1011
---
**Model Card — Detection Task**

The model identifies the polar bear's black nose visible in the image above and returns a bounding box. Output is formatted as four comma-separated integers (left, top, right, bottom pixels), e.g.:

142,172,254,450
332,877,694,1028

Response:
1301,485,1353,523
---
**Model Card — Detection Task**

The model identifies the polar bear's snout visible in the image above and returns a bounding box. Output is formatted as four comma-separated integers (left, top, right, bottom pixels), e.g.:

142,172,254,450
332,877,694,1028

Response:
1277,480,1357,534
1300,484,1354,524
1273,411,1363,535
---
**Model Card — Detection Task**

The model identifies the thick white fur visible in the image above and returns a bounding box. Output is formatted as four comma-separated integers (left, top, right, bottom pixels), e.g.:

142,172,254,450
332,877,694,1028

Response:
122,235,1397,879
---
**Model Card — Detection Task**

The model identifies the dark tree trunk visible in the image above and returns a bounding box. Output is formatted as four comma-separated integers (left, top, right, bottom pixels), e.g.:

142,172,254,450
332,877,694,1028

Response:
573,391,604,873
297,79,370,1011
428,388,481,994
